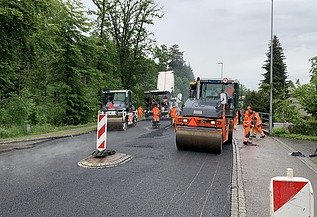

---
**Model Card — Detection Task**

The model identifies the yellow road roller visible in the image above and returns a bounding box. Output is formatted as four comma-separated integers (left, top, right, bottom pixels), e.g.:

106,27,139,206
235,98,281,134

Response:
175,77,240,154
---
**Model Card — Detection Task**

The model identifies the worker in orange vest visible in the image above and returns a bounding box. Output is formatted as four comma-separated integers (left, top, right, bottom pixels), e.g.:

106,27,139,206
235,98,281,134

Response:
107,97,115,109
243,106,254,145
169,105,178,126
152,104,160,128
137,106,143,121
252,112,266,138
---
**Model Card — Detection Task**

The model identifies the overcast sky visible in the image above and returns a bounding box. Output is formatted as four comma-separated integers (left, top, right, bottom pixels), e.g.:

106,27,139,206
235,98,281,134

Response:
83,0,317,90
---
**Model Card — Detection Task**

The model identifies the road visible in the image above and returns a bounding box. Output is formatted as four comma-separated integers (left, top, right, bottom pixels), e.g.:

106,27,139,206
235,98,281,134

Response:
0,120,233,217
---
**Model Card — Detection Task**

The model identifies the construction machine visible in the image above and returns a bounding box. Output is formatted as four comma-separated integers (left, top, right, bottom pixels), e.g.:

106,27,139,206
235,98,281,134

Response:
144,90,172,119
102,90,137,131
175,77,240,154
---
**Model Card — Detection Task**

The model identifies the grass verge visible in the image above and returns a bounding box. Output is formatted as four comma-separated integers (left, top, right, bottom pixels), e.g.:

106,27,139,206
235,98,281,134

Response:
274,133,317,141
0,123,96,142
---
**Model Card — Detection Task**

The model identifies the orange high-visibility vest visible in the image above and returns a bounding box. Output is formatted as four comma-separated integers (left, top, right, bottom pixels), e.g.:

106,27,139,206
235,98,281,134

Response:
243,111,253,127
169,107,177,118
137,107,143,116
253,112,262,126
152,107,160,118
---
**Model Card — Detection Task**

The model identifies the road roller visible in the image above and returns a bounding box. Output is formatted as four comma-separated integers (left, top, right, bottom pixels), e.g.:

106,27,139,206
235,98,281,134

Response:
102,90,137,131
175,77,240,154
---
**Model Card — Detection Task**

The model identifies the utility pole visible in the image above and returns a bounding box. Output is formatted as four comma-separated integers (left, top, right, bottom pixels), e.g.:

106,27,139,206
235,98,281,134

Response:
269,0,274,134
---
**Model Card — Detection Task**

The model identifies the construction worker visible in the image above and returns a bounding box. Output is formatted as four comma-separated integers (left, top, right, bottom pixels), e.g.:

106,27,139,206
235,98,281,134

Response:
107,97,115,109
152,104,160,128
252,112,266,138
137,106,143,121
169,105,178,126
243,106,254,145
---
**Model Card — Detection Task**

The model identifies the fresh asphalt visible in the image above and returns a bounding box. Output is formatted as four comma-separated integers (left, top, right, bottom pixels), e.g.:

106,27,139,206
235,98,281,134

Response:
0,120,233,217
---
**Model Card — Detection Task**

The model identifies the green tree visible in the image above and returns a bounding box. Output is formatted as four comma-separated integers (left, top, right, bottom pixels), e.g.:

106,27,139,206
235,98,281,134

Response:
153,44,171,71
46,0,100,125
260,35,288,100
310,56,317,90
92,0,163,89
243,90,269,112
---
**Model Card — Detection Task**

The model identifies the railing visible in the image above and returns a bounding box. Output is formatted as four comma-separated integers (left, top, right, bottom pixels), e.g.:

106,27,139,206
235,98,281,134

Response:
258,112,270,132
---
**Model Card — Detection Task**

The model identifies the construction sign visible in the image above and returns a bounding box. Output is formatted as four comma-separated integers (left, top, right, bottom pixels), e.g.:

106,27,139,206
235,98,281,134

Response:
97,112,107,151
270,168,314,216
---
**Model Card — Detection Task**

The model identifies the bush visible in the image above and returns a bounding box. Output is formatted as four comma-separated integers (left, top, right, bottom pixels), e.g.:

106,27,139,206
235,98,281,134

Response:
0,126,25,139
272,127,289,136
289,121,317,136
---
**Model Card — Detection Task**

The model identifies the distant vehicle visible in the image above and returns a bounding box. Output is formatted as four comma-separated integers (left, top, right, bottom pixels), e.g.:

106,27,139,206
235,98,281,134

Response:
102,90,137,131
144,90,172,119
157,70,174,93
144,71,175,119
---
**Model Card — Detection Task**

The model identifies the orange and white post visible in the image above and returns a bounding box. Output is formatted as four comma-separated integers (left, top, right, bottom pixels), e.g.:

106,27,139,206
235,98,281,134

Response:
97,112,107,151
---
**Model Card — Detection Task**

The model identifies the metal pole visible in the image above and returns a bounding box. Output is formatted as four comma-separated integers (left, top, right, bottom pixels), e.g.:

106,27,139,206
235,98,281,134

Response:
269,0,274,134
218,62,224,78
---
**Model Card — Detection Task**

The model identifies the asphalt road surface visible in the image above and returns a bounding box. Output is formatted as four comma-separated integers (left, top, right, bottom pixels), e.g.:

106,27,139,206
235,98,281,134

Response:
0,120,233,217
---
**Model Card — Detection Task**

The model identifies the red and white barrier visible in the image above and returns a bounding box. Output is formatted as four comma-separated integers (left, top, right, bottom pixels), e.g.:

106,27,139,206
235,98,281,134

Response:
270,168,314,216
97,112,107,151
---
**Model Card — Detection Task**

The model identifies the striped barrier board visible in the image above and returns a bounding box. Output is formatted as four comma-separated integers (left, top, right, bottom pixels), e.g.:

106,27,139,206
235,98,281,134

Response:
270,168,314,216
97,112,107,151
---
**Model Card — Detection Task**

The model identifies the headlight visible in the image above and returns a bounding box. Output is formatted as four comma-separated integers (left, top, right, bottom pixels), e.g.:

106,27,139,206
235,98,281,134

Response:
183,119,188,123
210,121,216,125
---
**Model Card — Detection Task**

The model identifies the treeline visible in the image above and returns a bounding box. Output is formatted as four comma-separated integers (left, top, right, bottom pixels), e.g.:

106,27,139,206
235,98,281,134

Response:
0,0,194,129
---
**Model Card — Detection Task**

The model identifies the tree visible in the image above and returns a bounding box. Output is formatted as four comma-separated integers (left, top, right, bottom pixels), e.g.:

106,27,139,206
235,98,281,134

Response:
153,44,171,71
243,90,269,112
92,0,163,89
291,57,317,119
46,0,100,125
260,35,288,100
310,56,317,90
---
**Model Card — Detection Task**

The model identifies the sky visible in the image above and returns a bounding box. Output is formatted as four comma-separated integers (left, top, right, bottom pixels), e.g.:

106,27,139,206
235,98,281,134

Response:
83,0,317,90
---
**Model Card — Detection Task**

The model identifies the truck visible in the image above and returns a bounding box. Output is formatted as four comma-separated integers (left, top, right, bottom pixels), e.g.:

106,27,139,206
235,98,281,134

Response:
102,90,137,131
174,77,240,154
144,71,175,119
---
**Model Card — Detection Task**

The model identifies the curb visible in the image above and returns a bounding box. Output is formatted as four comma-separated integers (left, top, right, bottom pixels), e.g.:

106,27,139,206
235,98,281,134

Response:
231,136,247,217
78,153,133,169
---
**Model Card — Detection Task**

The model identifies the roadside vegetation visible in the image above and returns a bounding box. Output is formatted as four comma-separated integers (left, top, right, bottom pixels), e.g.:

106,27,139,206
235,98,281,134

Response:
0,0,194,139
243,36,317,141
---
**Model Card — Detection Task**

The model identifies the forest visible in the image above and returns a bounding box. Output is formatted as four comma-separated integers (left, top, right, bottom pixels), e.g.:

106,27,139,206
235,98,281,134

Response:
0,0,194,135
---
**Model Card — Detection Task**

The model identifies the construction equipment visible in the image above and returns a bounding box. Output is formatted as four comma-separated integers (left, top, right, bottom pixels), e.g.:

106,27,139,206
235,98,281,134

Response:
175,77,240,154
144,71,175,119
102,90,137,131
144,90,172,119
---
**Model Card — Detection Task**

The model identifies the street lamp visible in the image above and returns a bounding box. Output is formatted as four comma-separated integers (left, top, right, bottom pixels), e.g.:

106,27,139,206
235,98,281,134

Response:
218,62,224,78
269,0,274,135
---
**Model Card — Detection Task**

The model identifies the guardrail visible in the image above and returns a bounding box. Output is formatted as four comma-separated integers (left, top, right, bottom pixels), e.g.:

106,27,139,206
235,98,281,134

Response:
258,112,270,132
